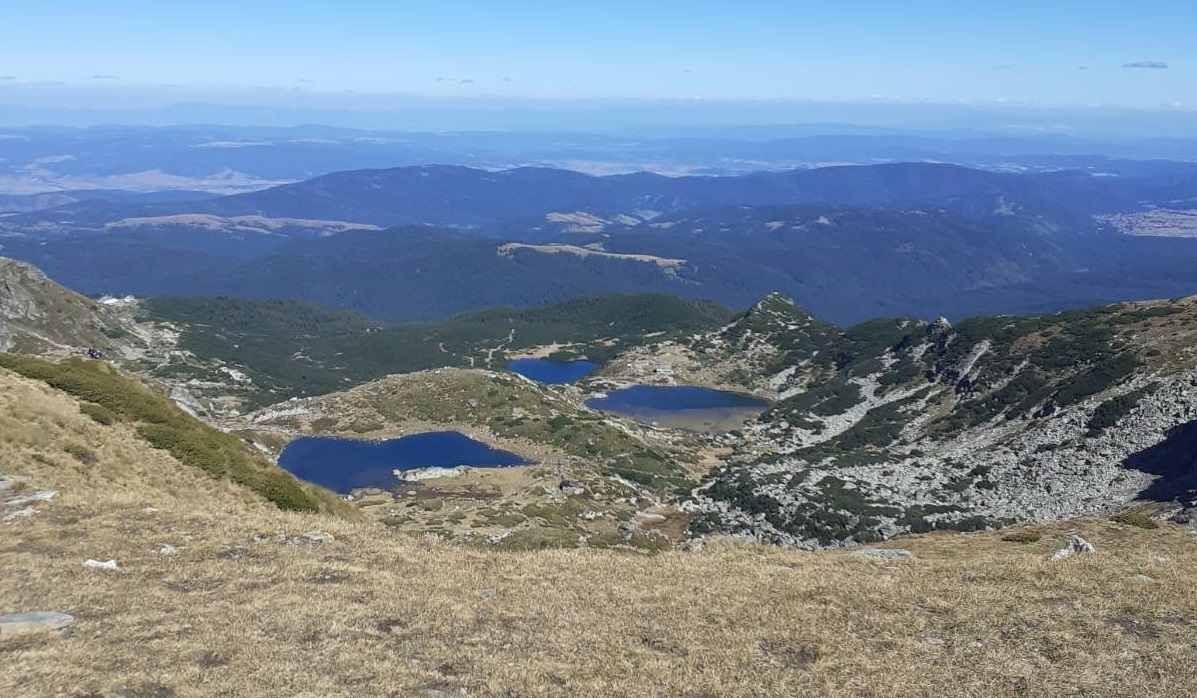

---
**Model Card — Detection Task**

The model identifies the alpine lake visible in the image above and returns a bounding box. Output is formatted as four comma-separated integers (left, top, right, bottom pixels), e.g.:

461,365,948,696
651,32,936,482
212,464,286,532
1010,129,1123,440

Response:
278,431,529,494
280,361,769,492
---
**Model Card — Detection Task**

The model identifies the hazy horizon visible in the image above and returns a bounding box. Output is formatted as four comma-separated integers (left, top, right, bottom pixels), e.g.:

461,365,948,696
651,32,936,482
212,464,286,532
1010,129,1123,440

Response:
2,2,1194,137
2,92,1197,139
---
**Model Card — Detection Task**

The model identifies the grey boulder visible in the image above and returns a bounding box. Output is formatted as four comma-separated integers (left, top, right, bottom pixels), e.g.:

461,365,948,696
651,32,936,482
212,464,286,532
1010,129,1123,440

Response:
854,548,915,561
0,611,74,636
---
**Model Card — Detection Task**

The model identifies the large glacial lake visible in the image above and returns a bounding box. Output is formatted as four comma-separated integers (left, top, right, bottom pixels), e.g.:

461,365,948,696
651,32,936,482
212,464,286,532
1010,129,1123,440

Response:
507,358,599,384
585,385,770,433
278,431,528,494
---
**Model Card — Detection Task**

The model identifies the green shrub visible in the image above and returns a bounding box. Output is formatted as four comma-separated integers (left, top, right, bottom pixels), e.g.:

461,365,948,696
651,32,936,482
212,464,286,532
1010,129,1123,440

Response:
495,527,580,551
1001,531,1042,544
79,402,118,426
1053,353,1137,407
1111,509,1158,529
1086,383,1159,436
64,443,97,465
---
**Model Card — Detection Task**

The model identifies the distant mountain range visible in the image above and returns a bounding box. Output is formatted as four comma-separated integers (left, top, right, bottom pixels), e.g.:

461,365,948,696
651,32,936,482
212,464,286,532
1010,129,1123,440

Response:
5,160,1176,233
3,160,1197,323
3,124,1197,202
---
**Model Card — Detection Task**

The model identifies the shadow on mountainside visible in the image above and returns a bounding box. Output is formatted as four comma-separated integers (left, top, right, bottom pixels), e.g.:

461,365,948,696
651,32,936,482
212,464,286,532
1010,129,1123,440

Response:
1125,420,1197,501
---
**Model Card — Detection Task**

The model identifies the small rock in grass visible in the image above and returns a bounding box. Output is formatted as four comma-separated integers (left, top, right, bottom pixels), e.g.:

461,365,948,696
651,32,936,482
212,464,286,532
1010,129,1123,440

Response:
83,559,118,570
1049,534,1094,561
855,548,915,561
0,611,74,636
302,531,334,544
4,490,59,507
158,543,177,555
3,507,37,523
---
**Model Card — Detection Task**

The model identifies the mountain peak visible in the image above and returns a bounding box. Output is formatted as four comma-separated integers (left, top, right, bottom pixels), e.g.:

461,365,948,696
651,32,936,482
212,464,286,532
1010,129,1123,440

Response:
737,292,824,330
755,291,796,307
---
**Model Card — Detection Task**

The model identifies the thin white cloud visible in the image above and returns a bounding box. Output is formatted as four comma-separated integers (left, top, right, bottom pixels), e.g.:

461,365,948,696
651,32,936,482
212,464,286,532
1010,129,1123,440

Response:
1123,61,1169,69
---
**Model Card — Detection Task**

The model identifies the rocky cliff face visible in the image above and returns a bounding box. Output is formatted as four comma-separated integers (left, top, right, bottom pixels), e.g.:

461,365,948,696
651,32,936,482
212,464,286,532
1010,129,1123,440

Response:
619,294,1197,547
0,258,50,352
0,257,143,355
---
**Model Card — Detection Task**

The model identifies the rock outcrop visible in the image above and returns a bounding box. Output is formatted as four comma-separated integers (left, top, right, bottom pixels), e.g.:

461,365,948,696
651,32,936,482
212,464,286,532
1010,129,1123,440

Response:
651,294,1197,547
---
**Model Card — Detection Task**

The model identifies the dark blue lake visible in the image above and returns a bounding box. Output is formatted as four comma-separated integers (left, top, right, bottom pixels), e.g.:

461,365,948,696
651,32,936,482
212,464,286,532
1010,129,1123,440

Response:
278,431,529,494
585,385,770,432
507,358,599,384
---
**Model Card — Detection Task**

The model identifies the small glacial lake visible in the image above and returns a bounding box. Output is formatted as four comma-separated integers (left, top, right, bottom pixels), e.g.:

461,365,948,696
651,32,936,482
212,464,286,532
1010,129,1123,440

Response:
585,385,770,433
507,358,599,384
278,431,529,494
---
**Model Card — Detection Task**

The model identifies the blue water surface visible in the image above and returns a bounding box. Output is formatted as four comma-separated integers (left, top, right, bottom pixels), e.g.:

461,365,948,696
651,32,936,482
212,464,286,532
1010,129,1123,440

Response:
507,358,599,384
278,431,529,494
585,385,769,432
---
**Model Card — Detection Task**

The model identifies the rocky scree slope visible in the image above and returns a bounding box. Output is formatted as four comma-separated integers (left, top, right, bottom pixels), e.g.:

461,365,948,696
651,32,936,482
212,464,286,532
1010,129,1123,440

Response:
622,294,1197,547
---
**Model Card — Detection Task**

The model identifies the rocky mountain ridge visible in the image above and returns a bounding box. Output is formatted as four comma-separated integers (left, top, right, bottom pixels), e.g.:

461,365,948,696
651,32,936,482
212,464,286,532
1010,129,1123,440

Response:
606,294,1197,546
4,255,1196,550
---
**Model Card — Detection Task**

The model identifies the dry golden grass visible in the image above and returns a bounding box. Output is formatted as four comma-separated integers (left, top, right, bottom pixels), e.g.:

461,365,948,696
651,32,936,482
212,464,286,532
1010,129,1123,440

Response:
4,370,1197,697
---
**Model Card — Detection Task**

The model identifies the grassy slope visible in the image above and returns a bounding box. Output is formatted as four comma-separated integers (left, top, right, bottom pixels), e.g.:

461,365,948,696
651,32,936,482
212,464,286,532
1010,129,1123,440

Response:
3,364,1196,697
143,293,735,407
0,355,348,515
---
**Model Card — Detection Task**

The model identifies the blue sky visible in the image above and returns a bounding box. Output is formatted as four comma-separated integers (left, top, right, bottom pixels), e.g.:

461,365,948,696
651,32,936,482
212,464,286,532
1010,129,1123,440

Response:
0,1,1192,107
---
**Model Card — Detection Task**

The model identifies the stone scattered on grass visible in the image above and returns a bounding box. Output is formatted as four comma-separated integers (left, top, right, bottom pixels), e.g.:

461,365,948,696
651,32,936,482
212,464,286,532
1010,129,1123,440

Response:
83,559,119,570
4,490,60,507
0,611,74,636
1049,535,1094,561
3,506,36,523
302,531,334,544
854,548,914,561
3,484,60,524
